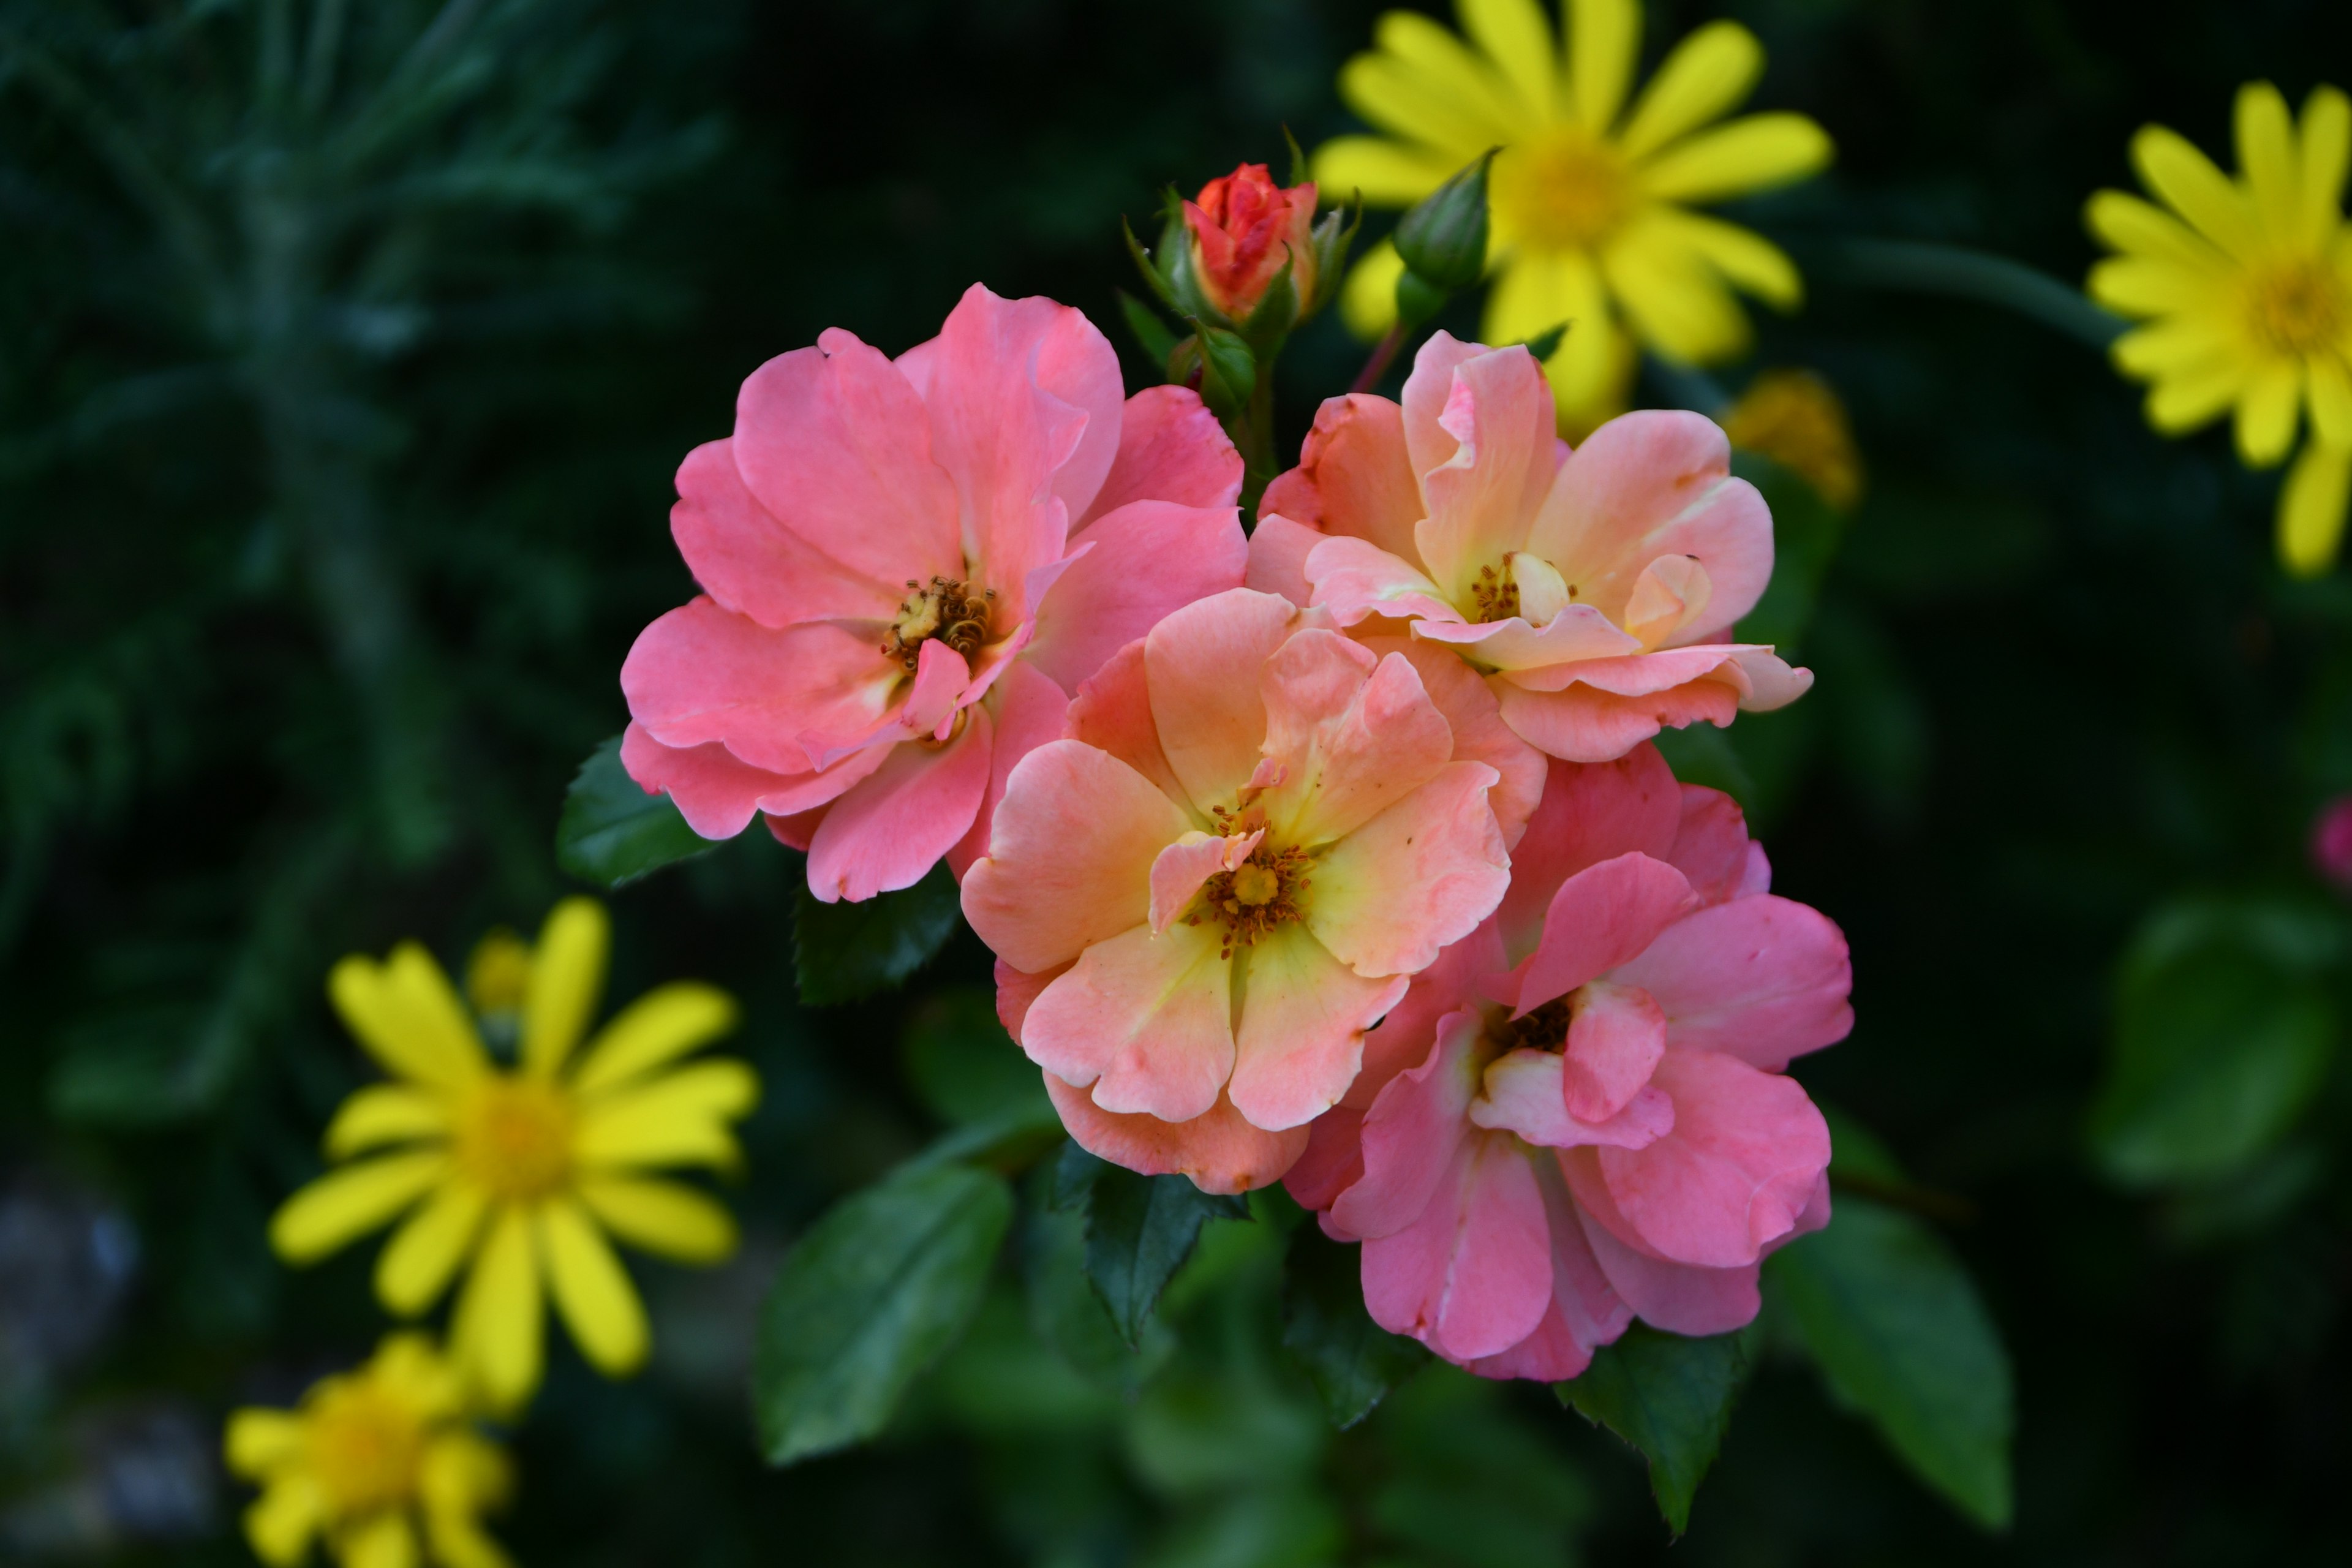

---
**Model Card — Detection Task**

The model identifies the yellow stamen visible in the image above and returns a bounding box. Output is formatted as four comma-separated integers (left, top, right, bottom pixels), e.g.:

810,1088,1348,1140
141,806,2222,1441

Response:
304,1386,424,1517
453,1077,573,1200
2244,258,2350,358
881,576,996,673
1492,131,1632,252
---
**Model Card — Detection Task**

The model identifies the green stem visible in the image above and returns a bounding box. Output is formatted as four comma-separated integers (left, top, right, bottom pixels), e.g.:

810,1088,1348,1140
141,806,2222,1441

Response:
1349,323,1408,396
1818,238,2125,350
1239,367,1277,518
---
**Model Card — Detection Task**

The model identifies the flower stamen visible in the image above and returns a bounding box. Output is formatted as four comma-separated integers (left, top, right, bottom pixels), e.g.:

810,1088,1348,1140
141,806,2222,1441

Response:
1185,831,1313,959
453,1078,573,1201
1469,562,1521,624
2245,259,2350,358
881,576,997,672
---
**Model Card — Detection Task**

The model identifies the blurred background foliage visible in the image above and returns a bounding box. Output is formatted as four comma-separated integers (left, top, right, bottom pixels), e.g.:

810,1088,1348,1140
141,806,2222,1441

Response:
6,0,2352,1562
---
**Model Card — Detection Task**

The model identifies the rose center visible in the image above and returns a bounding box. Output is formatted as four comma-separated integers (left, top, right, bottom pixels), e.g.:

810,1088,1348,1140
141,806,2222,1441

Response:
2245,260,2350,356
1493,132,1632,252
1501,996,1573,1054
306,1391,424,1518
1189,839,1313,958
1468,562,1521,624
454,1077,574,1200
882,576,997,673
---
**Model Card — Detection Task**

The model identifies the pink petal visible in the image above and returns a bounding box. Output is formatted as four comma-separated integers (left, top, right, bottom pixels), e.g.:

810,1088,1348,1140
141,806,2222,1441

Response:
1261,393,1426,565
1244,515,1320,609
1729,647,1814,710
1330,1009,1483,1240
805,702,995,902
1303,535,1460,627
1469,1159,1632,1380
1413,345,1558,597
1283,1106,1367,1214
1079,384,1242,522
994,956,1068,1043
1258,636,1451,845
619,722,880,840
1612,896,1854,1070
1228,925,1408,1131
944,658,1070,879
1525,410,1773,633
1502,852,1698,1017
1044,1072,1308,1194
1362,1130,1553,1364
1495,675,1741,763
1469,1050,1673,1149
732,334,962,591
960,739,1194,973
1574,1196,1763,1336
670,440,902,627
1307,761,1510,977
622,600,899,775
1147,829,1260,933
1562,979,1669,1121
1665,785,1759,905
1023,500,1246,693
1352,635,1546,850
1588,1048,1831,1268
1347,921,1504,1111
1068,639,1191,808
1144,588,1299,815
1399,331,1490,483
1023,921,1234,1122
1497,747,1681,962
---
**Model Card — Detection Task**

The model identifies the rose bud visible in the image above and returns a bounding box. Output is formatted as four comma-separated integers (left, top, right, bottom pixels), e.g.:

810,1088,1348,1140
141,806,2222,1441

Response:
1183,162,1320,327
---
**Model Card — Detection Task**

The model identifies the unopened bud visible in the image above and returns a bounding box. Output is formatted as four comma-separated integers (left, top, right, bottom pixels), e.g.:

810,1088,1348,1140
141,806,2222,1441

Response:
1183,163,1320,327
1393,149,1495,293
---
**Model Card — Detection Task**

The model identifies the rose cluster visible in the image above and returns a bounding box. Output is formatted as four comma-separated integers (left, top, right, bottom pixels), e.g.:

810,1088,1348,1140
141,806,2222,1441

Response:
620,280,1850,1382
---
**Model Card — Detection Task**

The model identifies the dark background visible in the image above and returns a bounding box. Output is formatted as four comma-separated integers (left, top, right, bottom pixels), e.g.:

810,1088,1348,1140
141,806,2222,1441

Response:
6,0,2351,1562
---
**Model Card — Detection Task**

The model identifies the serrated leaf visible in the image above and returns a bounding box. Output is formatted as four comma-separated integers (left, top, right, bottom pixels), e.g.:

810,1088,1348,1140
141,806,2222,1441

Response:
755,1162,1012,1466
555,734,716,888
791,862,962,1006
1077,1156,1248,1346
1556,1322,1753,1536
1281,1223,1428,1428
1769,1197,2013,1528
1020,1182,1174,1394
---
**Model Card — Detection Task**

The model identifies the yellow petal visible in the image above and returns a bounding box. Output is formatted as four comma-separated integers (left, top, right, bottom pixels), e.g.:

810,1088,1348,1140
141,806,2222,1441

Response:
1602,222,1752,363
1618,21,1763,160
570,982,738,1097
2236,81,2300,235
522,898,607,1080
339,1510,420,1568
420,1433,512,1514
270,1152,445,1265
324,1086,450,1159
2130,124,2256,257
577,1175,739,1264
1378,9,1528,132
1484,249,1623,429
1637,112,1833,203
375,1180,489,1316
2312,356,2352,448
224,1410,303,1477
1340,238,1408,340
2086,256,2226,317
1569,0,1640,134
573,1061,758,1171
2299,87,2351,248
243,1479,323,1568
450,1206,543,1412
2237,360,2302,465
540,1198,650,1377
2111,316,2236,378
1645,208,1803,307
368,1333,464,1417
2084,189,2230,272
1340,38,1506,157
328,947,487,1091
2145,358,2247,434
2281,439,2352,575
423,1506,514,1568
1460,0,1558,121
1312,135,1459,207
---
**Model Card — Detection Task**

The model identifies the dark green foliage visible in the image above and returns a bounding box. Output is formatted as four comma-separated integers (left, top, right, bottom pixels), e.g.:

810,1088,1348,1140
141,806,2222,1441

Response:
555,736,716,888
1280,1221,1428,1430
755,1161,1013,1466
901,986,1054,1128
791,862,963,1006
1770,1200,2016,1529
1054,1143,1249,1346
1558,1322,1755,1537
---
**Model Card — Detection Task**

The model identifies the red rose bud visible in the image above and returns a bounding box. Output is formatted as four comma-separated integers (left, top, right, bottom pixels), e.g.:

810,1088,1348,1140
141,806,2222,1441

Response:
1183,163,1318,323
2312,794,2352,891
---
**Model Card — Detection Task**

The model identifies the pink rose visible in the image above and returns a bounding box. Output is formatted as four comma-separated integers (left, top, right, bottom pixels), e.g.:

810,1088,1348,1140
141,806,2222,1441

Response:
620,284,1246,901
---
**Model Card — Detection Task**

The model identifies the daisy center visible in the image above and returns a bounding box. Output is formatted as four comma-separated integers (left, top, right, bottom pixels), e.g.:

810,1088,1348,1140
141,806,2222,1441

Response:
306,1390,424,1517
883,576,996,672
1493,131,1632,252
1190,840,1313,958
454,1077,575,1200
2245,258,2350,357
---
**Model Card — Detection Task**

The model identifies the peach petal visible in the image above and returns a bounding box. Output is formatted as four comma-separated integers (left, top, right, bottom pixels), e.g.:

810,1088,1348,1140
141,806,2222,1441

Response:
1612,896,1854,1071
1498,643,1772,697
944,658,1070,880
669,440,901,627
1080,385,1242,522
1353,635,1547,851
1410,604,1643,669
1044,1073,1306,1194
1024,500,1247,694
1261,393,1427,564
1228,925,1406,1131
1144,589,1299,815
805,703,994,903
621,601,899,775
1469,1050,1673,1149
1261,635,1452,846
1399,331,1490,483
1361,1130,1553,1363
1306,761,1509,978
1498,749,1681,960
1413,344,1559,597
1245,514,1324,607
994,956,1069,1043
1067,639,1191,810
1495,675,1741,763
1303,535,1460,628
1023,921,1234,1124
960,739,1193,973
1503,852,1698,1018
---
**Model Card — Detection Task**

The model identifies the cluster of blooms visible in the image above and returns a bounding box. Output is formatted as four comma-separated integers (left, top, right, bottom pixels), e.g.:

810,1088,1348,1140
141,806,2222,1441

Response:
620,273,1850,1379
228,901,755,1566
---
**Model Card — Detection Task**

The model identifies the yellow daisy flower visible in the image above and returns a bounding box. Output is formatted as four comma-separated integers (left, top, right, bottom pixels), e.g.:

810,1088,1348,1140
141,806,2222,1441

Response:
1718,367,1864,510
224,1333,512,1568
270,898,753,1410
1319,0,1833,431
2086,80,2352,575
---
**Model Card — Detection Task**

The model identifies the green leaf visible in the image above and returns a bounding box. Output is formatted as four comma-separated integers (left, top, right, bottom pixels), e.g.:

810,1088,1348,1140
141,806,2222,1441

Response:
791,862,963,1006
1021,1180,1174,1395
1769,1197,2014,1528
1065,1148,1249,1346
1514,320,1569,361
1191,324,1256,420
555,734,716,889
1555,1322,1754,1537
2091,897,2340,1187
1281,1223,1428,1429
755,1162,1013,1465
1117,287,1181,374
902,987,1053,1128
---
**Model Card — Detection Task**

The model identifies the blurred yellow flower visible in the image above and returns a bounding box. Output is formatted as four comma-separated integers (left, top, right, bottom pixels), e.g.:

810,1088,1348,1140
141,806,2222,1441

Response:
1319,0,1833,431
2086,80,2352,575
224,1333,511,1568
1719,367,1864,510
271,898,752,1410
